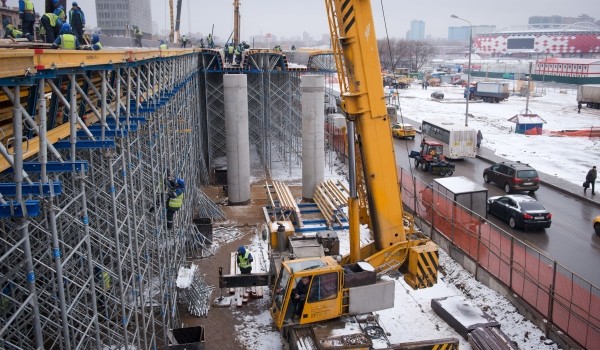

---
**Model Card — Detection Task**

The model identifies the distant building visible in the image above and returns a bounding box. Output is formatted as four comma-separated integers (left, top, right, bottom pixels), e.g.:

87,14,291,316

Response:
96,0,152,37
408,20,425,41
535,58,600,78
475,23,600,58
529,14,595,27
448,25,496,42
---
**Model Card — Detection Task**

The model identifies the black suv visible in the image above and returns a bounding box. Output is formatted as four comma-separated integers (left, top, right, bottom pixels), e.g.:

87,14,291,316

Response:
483,161,540,193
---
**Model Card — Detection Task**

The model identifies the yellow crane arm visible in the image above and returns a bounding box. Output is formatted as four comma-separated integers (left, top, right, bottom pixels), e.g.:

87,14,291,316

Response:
325,0,406,252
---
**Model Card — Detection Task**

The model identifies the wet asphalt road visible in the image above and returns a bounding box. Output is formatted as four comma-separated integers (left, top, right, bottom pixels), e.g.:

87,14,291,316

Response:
393,134,600,287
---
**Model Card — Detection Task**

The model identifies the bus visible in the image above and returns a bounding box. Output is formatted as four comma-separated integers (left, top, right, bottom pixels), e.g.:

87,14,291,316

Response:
421,119,477,159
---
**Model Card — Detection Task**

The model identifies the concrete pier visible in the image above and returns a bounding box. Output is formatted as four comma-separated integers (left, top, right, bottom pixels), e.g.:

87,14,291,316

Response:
224,74,251,205
301,75,325,200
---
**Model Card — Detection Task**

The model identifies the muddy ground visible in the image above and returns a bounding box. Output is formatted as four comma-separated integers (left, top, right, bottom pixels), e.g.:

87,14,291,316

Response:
178,184,302,349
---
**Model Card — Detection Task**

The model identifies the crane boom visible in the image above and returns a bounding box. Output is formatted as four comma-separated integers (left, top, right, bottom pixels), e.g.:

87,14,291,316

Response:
233,0,241,45
325,0,406,251
175,0,183,42
168,0,175,42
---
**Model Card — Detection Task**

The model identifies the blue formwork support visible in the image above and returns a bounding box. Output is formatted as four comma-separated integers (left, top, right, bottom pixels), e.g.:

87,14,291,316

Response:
53,139,116,149
0,200,41,218
0,181,62,197
15,161,89,173
77,129,129,138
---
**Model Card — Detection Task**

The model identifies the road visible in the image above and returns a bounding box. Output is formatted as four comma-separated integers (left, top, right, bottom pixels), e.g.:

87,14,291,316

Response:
393,134,600,287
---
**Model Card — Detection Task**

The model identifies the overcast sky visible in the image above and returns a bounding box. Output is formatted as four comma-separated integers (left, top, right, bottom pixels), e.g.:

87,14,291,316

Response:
28,0,599,40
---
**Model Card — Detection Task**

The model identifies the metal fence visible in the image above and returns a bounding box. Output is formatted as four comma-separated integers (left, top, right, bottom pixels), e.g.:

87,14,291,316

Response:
397,167,600,349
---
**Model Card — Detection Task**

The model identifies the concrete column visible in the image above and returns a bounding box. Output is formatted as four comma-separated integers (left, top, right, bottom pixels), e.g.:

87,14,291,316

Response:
301,75,325,200
224,74,251,205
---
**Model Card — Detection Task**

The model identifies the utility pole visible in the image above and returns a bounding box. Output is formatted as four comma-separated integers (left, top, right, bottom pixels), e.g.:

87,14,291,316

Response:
233,0,241,46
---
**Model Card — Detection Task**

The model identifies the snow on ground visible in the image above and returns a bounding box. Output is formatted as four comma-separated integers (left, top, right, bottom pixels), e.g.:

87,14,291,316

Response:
393,81,600,185
232,147,561,349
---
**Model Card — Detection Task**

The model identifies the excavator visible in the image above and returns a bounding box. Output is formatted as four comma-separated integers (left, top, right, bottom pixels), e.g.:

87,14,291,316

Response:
219,0,440,346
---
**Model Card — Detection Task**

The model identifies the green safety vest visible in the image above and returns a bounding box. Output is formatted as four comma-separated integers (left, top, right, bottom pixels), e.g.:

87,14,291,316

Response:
44,13,59,27
8,28,23,38
24,0,34,11
60,34,76,49
57,9,66,21
168,192,183,209
238,251,252,269
101,271,111,291
228,45,234,54
94,42,103,50
159,43,167,49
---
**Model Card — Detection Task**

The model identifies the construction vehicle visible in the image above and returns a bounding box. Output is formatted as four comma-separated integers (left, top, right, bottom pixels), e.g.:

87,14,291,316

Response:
409,140,455,176
577,84,600,109
382,73,410,89
465,81,510,103
219,0,440,346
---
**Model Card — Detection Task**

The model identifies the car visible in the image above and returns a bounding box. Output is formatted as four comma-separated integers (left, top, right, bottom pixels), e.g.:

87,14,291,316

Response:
431,91,444,99
594,215,600,235
483,161,540,193
391,123,416,139
487,194,552,230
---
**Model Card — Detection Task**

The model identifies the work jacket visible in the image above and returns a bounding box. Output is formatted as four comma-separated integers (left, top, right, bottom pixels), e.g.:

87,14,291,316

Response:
43,13,60,27
69,8,85,28
92,42,102,51
237,251,252,269
168,189,184,209
159,43,168,50
54,6,66,21
59,34,76,49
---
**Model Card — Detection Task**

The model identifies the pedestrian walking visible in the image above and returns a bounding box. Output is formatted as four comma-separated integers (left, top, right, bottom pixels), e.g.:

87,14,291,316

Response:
584,166,597,195
69,2,85,44
476,130,483,149
578,102,582,114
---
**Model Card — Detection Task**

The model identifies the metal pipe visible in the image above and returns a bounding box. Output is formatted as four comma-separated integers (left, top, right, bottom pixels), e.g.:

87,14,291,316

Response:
347,119,360,263
47,80,96,139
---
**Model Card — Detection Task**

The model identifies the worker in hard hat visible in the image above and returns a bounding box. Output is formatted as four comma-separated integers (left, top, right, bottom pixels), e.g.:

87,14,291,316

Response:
236,246,254,274
159,40,168,50
18,0,35,39
181,34,188,48
39,12,63,44
133,25,143,47
69,1,85,43
83,34,102,51
52,23,81,50
166,178,185,229
4,23,33,41
52,0,66,22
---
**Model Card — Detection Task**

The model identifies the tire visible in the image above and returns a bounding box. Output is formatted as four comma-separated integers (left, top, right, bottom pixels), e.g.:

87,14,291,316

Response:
414,159,420,168
446,170,453,176
595,223,600,235
440,169,447,176
509,216,517,229
483,174,490,183
544,224,551,229
529,189,537,194
504,183,511,193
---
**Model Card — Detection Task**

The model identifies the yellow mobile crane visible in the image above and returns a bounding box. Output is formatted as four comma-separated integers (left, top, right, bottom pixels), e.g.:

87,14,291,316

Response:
219,0,440,343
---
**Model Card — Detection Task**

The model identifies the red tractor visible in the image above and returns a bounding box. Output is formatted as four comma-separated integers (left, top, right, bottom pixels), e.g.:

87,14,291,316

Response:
409,140,455,176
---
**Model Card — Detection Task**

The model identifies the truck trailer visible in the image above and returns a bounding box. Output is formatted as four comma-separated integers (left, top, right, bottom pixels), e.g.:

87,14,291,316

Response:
577,84,600,109
465,82,510,103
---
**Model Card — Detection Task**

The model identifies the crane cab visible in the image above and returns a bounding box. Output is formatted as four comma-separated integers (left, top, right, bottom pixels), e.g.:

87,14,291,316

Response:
270,256,343,330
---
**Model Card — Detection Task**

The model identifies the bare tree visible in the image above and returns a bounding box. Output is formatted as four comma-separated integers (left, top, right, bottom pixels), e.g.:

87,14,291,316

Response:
378,39,436,73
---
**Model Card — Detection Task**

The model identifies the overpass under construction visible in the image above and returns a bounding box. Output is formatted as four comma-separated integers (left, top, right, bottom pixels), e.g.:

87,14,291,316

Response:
0,48,334,349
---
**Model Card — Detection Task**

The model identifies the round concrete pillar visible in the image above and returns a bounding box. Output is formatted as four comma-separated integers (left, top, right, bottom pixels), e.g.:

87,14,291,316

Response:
224,74,251,205
301,75,325,200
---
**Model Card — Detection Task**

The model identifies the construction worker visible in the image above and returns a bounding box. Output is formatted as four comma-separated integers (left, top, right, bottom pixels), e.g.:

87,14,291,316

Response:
166,178,185,229
133,25,143,47
4,23,33,41
52,23,80,50
206,33,214,48
83,34,102,51
53,0,66,22
234,44,241,65
69,2,85,44
40,12,62,44
236,246,253,274
159,40,168,50
181,34,188,48
226,43,234,64
18,0,35,38
199,37,205,48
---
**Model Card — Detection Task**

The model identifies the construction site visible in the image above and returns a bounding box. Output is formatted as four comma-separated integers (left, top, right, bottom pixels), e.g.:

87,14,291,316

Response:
1,0,600,350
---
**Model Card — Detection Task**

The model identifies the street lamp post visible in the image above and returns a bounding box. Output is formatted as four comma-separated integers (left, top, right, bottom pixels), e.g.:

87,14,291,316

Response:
451,14,472,127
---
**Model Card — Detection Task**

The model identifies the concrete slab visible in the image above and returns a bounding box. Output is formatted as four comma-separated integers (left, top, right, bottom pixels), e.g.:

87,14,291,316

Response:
431,295,499,339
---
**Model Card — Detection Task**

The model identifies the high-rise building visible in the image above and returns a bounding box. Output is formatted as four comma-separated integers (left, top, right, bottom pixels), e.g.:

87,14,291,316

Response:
408,20,425,41
96,0,152,37
529,14,595,27
448,25,496,41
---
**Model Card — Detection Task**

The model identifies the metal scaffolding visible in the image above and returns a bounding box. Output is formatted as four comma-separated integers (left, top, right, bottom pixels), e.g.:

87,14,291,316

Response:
0,48,335,350
0,50,208,349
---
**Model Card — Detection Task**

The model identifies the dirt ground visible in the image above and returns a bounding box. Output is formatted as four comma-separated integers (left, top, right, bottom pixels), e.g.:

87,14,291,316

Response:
178,184,302,349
